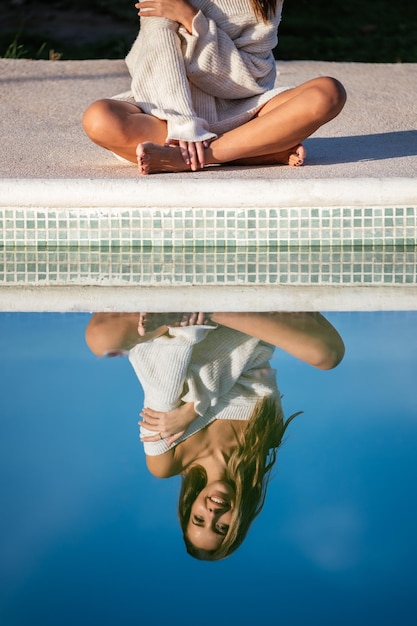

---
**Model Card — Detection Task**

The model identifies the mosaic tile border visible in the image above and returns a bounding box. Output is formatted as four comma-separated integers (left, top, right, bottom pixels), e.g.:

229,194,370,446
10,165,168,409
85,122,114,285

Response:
1,206,416,249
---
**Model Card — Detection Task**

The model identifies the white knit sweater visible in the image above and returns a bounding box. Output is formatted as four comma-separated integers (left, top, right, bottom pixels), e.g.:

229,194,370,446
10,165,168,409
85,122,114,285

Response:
128,325,280,456
122,0,286,142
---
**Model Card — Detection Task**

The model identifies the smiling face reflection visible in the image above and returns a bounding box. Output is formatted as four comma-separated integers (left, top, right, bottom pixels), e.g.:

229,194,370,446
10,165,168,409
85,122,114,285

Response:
187,481,235,551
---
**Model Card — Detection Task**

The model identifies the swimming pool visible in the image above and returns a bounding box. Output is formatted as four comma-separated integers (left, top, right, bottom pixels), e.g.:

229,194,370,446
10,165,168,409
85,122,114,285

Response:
1,178,416,311
0,310,416,625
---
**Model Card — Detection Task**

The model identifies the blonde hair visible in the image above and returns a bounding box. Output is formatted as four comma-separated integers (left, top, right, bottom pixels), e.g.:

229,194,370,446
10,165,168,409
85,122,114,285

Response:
178,395,301,560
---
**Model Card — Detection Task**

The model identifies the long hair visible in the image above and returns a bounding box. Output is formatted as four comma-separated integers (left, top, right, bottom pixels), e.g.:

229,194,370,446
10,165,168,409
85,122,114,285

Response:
178,395,301,560
250,0,278,22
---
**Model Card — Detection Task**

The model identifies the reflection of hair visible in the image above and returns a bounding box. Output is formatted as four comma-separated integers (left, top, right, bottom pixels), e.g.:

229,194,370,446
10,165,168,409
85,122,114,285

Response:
251,0,278,22
178,395,301,561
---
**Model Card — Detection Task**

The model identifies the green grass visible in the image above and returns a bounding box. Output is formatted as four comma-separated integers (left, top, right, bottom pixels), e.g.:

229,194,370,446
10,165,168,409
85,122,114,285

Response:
1,0,416,61
0,32,134,60
277,0,417,62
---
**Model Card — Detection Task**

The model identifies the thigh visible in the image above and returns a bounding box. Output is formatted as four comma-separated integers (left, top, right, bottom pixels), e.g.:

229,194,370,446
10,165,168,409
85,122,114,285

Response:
255,77,327,117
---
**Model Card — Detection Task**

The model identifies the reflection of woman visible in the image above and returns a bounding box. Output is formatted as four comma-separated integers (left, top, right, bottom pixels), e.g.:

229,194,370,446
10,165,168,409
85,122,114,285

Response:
86,312,344,560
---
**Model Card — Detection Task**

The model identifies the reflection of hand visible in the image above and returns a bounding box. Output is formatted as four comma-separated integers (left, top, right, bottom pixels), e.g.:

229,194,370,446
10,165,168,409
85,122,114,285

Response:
139,403,198,446
137,312,213,336
179,312,213,326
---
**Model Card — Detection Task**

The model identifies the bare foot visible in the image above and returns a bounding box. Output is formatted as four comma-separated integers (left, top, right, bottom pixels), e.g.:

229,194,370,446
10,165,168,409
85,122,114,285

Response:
286,144,306,166
231,144,306,167
137,141,306,175
137,142,191,175
137,312,214,336
138,312,182,335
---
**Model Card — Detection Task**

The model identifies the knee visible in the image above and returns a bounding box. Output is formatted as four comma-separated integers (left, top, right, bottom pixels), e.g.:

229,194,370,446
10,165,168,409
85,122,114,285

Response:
85,313,139,356
85,314,108,356
82,99,117,144
324,76,347,112
85,313,121,357
310,77,347,121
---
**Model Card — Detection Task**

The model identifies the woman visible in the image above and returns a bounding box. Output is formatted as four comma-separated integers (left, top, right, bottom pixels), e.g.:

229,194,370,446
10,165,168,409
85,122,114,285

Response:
82,0,346,174
86,311,345,560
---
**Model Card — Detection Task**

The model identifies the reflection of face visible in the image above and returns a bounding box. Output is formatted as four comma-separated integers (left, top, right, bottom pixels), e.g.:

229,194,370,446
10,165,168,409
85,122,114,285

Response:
186,481,235,552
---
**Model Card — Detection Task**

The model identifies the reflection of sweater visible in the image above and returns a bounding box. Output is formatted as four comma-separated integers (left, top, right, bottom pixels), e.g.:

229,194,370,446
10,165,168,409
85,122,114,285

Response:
129,325,280,456
123,0,286,142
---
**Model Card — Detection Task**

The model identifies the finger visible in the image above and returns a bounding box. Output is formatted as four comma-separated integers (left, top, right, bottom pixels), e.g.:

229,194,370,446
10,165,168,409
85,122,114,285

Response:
138,421,161,430
141,407,161,418
180,312,191,326
140,434,164,442
139,411,160,424
136,2,155,15
179,141,191,166
203,312,214,324
166,431,185,446
180,312,201,326
138,313,148,336
196,142,205,168
139,413,160,425
136,1,155,9
187,142,198,171
196,312,206,325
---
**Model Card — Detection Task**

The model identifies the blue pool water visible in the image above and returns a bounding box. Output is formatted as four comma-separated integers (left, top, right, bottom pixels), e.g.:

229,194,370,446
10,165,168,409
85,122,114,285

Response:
0,311,416,626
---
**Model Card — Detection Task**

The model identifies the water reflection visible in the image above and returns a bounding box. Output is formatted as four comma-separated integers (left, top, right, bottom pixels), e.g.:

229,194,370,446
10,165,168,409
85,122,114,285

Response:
1,311,417,625
85,312,345,560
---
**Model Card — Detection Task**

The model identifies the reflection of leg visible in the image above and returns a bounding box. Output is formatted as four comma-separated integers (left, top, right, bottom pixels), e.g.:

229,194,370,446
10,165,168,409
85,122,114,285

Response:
85,313,141,356
82,99,167,163
138,313,183,336
209,312,345,370
136,77,346,174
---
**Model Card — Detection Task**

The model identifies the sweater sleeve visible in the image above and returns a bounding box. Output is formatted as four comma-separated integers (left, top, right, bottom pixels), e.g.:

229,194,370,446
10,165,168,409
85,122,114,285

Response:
125,17,217,142
179,1,283,99
128,326,215,412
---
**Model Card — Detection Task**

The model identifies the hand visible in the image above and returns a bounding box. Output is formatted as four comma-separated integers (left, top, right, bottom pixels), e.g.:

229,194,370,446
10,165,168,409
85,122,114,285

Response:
139,403,198,446
135,0,197,32
137,312,213,337
179,312,213,326
165,139,210,171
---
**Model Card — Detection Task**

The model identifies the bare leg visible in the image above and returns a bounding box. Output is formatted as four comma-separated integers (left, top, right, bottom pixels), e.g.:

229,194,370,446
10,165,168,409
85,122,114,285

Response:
82,99,168,163
85,312,178,355
209,312,345,370
85,313,142,356
82,76,346,173
137,76,346,174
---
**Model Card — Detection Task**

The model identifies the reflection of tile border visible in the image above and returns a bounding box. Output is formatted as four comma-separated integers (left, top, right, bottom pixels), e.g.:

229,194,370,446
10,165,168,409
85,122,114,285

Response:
1,246,416,286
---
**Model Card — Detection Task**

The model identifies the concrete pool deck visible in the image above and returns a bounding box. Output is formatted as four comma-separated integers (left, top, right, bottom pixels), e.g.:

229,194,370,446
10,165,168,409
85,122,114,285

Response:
0,59,416,311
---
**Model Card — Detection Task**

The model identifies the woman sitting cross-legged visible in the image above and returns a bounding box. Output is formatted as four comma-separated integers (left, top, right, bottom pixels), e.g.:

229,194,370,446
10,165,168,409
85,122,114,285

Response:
82,0,346,174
